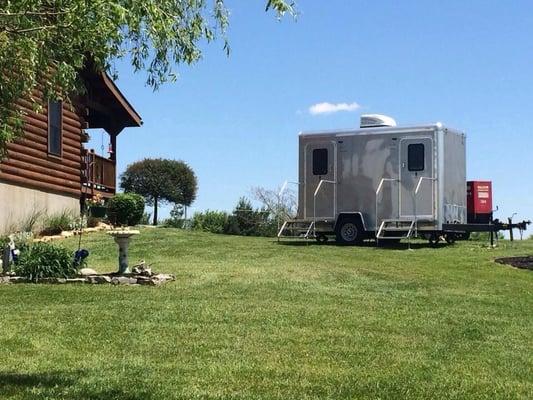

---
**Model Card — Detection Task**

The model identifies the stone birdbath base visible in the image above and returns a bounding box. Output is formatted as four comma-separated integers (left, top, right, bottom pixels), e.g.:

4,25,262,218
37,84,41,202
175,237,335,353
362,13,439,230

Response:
108,229,140,274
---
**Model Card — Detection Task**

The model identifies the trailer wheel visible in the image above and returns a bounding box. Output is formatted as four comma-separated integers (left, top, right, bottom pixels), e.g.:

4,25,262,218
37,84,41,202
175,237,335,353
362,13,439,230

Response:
335,218,363,245
457,232,470,240
316,233,329,244
428,233,439,246
445,233,456,244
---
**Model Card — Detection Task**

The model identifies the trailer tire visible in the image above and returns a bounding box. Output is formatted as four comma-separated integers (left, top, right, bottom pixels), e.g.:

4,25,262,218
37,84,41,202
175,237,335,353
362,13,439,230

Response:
457,232,470,240
428,233,439,246
316,233,329,244
445,233,456,244
335,217,363,245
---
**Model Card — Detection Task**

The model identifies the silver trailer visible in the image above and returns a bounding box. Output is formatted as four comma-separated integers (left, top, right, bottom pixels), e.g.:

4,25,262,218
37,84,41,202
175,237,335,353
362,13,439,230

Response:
278,116,467,244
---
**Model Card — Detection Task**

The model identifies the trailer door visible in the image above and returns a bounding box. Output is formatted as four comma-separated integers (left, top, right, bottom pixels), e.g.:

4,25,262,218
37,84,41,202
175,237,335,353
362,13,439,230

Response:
399,137,434,219
304,141,337,220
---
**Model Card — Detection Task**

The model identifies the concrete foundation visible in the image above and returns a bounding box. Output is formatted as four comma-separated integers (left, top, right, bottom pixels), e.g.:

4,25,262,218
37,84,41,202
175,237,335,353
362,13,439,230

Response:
0,181,80,234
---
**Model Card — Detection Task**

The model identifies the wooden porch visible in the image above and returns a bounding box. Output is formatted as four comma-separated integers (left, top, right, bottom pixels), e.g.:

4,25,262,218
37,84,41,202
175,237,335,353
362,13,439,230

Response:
82,150,116,198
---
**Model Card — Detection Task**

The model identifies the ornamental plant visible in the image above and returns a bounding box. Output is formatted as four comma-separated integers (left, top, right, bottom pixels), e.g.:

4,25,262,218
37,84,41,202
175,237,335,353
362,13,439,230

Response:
15,242,78,282
86,193,105,207
107,193,145,226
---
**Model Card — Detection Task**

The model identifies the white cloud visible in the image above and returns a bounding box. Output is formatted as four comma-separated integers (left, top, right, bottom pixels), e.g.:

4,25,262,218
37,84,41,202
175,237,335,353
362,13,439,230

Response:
309,102,361,115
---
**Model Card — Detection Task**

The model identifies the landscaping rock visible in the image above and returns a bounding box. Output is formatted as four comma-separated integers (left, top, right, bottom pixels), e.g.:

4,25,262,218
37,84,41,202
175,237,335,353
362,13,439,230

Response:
135,276,152,285
65,278,87,284
79,268,98,276
44,235,64,242
8,277,28,283
61,231,74,238
39,277,67,284
132,261,152,276
97,222,113,230
111,276,138,285
87,275,112,284
149,273,175,286
1,272,173,286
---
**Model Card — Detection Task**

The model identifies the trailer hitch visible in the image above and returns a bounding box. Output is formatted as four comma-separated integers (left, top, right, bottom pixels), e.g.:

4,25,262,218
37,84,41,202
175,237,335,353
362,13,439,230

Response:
493,218,531,241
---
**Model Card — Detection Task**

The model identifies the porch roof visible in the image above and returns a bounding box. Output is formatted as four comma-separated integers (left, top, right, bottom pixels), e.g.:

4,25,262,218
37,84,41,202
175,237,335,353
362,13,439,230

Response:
82,69,142,135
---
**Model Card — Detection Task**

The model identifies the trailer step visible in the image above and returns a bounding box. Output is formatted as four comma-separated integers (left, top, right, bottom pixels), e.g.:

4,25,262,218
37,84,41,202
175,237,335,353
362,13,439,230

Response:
277,219,334,240
376,219,417,241
277,219,316,240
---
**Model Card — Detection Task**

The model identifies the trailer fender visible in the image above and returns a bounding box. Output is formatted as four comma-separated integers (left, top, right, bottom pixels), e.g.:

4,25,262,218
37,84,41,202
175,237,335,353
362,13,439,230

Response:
334,213,367,233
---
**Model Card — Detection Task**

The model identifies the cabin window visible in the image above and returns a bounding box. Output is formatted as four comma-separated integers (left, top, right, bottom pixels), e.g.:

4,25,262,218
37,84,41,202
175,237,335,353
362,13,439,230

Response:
312,148,328,175
48,100,62,156
408,143,425,171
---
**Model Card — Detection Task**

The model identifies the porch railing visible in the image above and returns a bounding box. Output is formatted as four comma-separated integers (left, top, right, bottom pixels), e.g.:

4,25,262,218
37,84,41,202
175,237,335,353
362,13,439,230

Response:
83,152,116,193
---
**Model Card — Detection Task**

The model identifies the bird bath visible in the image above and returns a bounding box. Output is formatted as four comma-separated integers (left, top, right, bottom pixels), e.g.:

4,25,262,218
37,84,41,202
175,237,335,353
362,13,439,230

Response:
108,230,140,274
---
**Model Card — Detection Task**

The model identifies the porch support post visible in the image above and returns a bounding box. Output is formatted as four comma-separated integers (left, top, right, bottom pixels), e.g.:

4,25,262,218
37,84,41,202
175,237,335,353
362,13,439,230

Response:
109,132,117,162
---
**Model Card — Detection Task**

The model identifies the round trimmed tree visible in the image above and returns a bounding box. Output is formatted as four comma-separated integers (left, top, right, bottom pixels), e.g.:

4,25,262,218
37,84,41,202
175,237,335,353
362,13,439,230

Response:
120,158,197,225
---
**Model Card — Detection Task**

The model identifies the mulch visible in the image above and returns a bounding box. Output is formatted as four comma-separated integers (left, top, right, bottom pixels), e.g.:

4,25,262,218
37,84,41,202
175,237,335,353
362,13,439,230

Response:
495,256,533,271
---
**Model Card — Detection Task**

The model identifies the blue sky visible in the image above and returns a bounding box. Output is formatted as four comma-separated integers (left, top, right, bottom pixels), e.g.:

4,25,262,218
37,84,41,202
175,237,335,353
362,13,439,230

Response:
89,1,533,226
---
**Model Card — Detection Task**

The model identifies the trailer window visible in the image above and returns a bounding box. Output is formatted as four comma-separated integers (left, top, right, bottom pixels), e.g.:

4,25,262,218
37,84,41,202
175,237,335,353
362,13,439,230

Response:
312,148,328,175
408,143,424,171
48,100,62,156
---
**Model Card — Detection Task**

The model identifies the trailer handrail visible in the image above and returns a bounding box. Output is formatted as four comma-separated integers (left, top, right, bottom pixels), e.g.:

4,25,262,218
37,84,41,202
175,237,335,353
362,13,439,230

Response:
415,176,436,196
314,179,336,197
278,180,301,198
375,178,399,242
313,179,336,237
413,176,437,237
375,178,398,196
277,180,301,231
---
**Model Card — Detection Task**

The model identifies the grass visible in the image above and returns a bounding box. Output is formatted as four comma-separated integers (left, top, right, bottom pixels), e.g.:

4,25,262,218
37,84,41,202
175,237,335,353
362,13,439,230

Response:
0,228,532,399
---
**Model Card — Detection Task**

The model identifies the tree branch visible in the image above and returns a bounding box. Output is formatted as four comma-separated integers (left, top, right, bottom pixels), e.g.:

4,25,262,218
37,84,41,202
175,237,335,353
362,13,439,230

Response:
3,22,73,35
0,11,69,17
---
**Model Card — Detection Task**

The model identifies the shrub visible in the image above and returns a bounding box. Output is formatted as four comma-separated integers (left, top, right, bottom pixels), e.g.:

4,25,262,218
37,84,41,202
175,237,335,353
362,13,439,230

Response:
107,193,145,226
191,210,229,234
190,198,277,237
164,218,187,228
86,216,101,228
10,232,34,254
164,204,187,228
140,212,152,225
15,242,78,282
20,208,44,233
225,197,276,237
40,210,77,236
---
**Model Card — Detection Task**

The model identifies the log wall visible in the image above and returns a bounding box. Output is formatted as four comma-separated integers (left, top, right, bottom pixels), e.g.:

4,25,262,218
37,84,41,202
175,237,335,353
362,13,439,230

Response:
0,95,85,198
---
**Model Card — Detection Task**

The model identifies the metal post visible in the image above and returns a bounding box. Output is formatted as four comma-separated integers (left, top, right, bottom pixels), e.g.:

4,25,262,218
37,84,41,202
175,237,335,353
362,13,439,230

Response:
508,217,514,241
2,245,11,274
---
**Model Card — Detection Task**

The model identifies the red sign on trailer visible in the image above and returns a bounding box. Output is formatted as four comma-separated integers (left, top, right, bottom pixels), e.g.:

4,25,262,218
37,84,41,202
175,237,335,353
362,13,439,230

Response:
467,181,493,223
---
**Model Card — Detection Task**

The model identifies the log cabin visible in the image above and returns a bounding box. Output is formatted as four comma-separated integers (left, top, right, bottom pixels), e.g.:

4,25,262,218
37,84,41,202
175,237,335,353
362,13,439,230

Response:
0,68,142,233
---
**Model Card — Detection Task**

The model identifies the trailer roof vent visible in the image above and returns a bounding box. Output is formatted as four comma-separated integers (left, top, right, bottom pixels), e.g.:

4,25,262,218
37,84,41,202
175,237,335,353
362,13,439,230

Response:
360,114,397,128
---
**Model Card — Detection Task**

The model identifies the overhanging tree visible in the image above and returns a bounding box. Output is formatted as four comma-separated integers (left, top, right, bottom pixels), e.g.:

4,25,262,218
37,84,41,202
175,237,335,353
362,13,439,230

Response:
0,0,295,156
120,158,198,225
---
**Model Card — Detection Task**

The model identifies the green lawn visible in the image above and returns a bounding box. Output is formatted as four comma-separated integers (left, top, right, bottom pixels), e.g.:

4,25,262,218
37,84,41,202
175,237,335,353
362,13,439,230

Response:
0,228,532,399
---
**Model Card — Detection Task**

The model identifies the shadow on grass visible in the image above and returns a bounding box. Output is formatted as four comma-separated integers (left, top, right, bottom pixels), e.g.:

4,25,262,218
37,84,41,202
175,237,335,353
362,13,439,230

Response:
275,239,451,250
0,371,154,400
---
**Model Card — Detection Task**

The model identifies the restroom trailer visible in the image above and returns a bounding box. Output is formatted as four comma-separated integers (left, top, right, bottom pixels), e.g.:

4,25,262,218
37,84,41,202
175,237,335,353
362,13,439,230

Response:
278,117,467,244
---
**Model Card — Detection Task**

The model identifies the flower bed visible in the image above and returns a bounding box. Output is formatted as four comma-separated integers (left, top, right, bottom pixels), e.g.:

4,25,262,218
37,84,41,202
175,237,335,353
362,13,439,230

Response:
0,272,175,286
